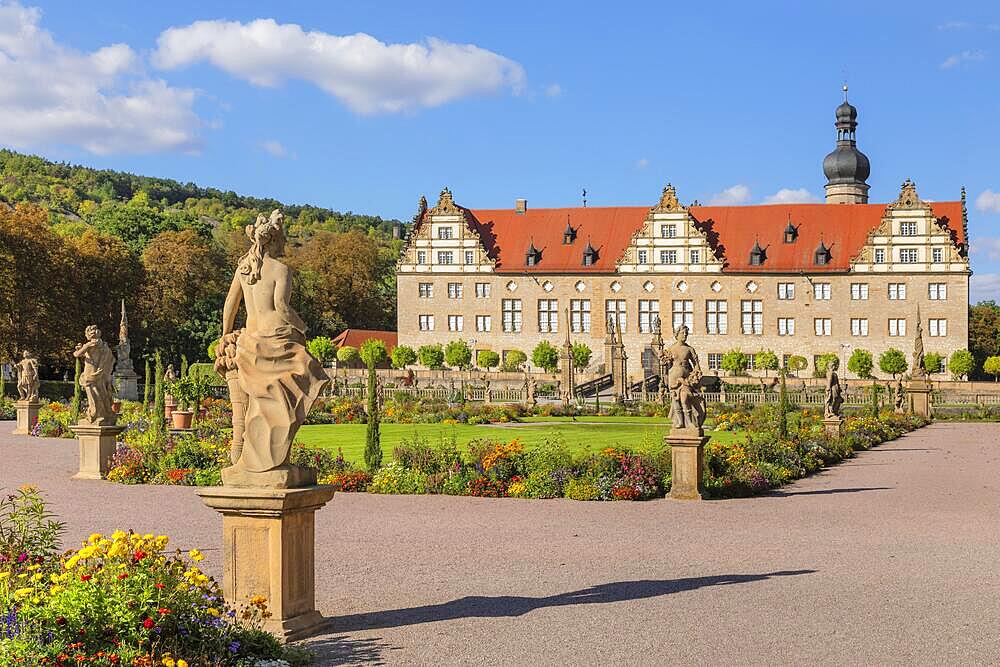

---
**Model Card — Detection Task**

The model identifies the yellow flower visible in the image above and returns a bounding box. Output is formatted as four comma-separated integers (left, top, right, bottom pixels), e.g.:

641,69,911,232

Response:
177,661,189,667
188,549,204,562
13,587,33,600
206,607,220,617
111,530,127,541
0,572,10,581
161,655,175,667
88,532,102,543
77,546,96,559
49,585,65,595
64,556,80,570
250,594,267,605
31,573,43,582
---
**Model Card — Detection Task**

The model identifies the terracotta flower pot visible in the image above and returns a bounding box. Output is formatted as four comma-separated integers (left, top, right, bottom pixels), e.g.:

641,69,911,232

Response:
164,404,174,420
171,410,194,429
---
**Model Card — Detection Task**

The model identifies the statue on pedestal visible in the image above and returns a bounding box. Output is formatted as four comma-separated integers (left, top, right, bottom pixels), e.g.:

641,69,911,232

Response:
663,325,706,431
73,326,116,425
216,210,328,488
16,350,40,402
824,357,844,419
523,372,537,407
894,376,906,414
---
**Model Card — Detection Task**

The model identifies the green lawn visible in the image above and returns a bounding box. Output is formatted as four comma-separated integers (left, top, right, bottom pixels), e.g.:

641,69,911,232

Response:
297,418,741,463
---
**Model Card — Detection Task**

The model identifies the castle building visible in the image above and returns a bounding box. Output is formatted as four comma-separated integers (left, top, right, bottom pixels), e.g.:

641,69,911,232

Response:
395,93,971,379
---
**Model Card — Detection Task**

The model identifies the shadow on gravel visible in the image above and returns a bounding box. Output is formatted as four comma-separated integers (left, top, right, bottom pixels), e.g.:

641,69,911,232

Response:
327,570,815,632
300,634,394,666
767,486,891,497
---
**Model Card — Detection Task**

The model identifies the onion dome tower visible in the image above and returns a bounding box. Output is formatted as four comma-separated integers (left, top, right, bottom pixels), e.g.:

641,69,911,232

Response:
823,85,870,204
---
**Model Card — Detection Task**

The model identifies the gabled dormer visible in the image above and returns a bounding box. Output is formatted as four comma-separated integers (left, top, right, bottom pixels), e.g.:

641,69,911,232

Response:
617,183,723,273
397,187,496,274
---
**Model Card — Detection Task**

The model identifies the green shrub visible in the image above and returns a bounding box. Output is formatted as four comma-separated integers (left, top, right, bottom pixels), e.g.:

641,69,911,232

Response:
360,338,388,367
392,345,418,369
948,349,974,380
721,349,748,376
0,486,64,562
531,341,560,372
848,348,874,379
418,344,445,369
501,349,527,372
289,442,339,477
336,345,359,365
571,342,593,371
477,349,500,370
878,348,907,378
564,477,600,501
307,335,336,363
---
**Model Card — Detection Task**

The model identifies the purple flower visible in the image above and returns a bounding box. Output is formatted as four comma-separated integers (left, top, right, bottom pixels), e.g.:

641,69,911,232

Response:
229,640,241,653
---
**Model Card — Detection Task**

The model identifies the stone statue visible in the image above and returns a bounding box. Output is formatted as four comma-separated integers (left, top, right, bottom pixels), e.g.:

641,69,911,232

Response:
15,350,40,402
163,364,177,405
912,305,926,379
73,326,116,425
894,376,906,414
115,300,134,373
214,330,246,464
824,357,844,419
217,210,328,487
663,325,706,430
164,364,177,383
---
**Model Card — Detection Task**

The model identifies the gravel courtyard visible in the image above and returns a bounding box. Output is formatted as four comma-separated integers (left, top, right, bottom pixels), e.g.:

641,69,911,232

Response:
2,422,999,666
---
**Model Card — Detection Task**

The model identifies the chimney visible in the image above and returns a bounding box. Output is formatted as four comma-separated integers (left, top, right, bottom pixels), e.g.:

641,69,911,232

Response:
515,198,527,214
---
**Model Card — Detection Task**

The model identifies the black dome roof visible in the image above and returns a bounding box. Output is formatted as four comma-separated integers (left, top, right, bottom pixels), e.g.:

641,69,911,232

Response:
836,100,857,123
823,144,871,184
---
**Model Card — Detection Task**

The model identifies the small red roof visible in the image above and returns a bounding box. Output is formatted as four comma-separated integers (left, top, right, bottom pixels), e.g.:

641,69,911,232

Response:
332,329,397,352
465,201,964,273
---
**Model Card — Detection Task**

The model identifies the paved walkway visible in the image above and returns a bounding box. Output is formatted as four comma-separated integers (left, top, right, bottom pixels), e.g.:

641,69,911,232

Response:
2,422,999,665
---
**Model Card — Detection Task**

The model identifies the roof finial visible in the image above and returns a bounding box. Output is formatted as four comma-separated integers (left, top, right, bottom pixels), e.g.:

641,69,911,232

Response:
842,83,849,102
582,188,587,208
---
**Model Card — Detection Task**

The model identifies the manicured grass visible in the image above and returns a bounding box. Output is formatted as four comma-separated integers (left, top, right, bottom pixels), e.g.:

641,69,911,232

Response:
296,419,742,463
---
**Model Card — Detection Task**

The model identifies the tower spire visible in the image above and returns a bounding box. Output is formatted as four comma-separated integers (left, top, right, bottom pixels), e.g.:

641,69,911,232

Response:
823,86,870,204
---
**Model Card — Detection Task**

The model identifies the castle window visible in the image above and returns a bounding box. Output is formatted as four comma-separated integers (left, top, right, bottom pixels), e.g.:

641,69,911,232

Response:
741,300,763,335
606,299,627,333
899,221,917,236
438,226,454,239
639,300,661,333
813,318,831,336
465,250,475,264
814,283,831,300
932,247,944,263
417,250,427,265
690,249,700,264
851,318,869,336
778,318,795,336
502,299,522,333
671,300,693,332
777,282,795,300
638,250,648,264
660,224,677,238
418,315,434,331
929,319,947,337
525,243,541,266
448,315,463,332
874,248,886,264
706,300,728,334
437,251,454,265
929,283,947,300
570,299,591,333
814,242,832,266
749,241,766,266
851,283,869,300
476,315,492,332
537,299,558,333
899,248,918,264
660,250,677,264
447,283,463,299
888,283,906,300
888,318,906,337
707,353,723,370
418,283,433,298
783,222,798,243
582,242,598,266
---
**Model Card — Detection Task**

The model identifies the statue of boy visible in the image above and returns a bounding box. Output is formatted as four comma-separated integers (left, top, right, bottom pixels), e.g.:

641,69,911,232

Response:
218,210,328,487
824,357,844,419
663,325,706,430
894,376,906,414
73,326,116,425
16,350,40,402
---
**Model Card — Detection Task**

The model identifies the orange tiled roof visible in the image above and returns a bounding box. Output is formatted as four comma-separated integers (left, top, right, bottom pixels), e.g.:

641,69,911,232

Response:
332,329,397,351
464,202,965,273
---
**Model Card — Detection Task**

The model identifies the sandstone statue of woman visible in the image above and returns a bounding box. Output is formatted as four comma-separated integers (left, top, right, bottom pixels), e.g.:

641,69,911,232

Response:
217,210,328,487
16,350,40,402
73,326,116,425
824,357,844,419
664,325,706,430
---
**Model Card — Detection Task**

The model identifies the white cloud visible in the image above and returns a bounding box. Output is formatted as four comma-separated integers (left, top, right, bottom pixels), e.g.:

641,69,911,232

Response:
937,21,973,30
975,189,1000,213
707,184,751,206
0,1,200,154
544,83,562,97
635,157,649,169
971,237,1000,262
970,273,1000,304
153,18,526,115
939,49,987,69
259,139,290,158
763,188,820,204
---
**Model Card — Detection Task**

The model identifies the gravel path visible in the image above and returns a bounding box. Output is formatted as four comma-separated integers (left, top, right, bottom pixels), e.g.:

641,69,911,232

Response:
2,422,999,666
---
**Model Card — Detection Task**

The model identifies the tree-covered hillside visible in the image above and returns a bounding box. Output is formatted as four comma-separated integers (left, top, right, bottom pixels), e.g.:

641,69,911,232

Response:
0,149,404,373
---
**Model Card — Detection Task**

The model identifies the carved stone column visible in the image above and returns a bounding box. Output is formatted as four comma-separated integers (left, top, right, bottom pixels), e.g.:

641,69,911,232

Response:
667,427,708,500
70,423,125,479
907,380,932,419
822,417,843,437
196,486,335,641
13,400,40,435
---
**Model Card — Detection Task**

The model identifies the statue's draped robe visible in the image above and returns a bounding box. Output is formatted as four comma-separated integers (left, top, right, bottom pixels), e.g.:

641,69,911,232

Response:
235,324,327,472
81,342,115,422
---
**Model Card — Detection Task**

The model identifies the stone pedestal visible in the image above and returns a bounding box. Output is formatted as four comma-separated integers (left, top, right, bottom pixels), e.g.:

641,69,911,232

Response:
822,417,843,437
70,423,124,479
13,400,40,435
114,371,140,401
907,381,932,419
196,485,335,641
667,427,708,500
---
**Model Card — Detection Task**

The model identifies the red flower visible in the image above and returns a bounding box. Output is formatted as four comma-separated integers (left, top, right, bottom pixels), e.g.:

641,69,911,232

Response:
80,575,92,582
141,618,155,630
55,616,67,625
133,550,147,561
157,607,170,615
117,573,128,580
108,656,119,665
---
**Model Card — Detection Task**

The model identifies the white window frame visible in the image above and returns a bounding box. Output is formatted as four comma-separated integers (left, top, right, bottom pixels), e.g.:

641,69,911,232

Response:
606,299,627,333
437,251,454,265
706,300,728,335
874,248,886,264
814,283,831,300
418,282,433,298
660,249,678,264
502,299,522,333
537,299,559,333
888,318,906,337
851,318,869,336
899,248,918,264
888,283,907,300
932,247,944,263
777,282,795,300
447,283,463,299
418,314,434,331
778,317,795,336
639,299,661,334
850,283,869,300
661,224,677,239
465,250,475,264
416,250,427,265
475,282,491,298
929,283,947,300
475,315,492,332
437,226,454,240
637,249,648,264
570,299,591,333
741,300,763,335
814,318,831,336
448,314,463,332
899,221,917,236
670,299,692,333
929,319,947,337
689,249,700,264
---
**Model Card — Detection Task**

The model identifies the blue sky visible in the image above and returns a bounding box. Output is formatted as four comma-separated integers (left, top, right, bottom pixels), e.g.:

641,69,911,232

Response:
2,1,998,300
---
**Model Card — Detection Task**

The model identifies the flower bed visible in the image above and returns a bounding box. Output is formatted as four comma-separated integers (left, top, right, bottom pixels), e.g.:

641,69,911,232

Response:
315,406,927,501
0,488,310,666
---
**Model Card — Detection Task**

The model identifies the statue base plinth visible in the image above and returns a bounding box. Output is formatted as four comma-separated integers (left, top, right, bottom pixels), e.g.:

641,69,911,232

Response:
666,427,708,501
114,371,140,402
222,463,317,489
196,485,335,642
70,423,124,479
13,400,40,435
822,417,843,437
906,380,932,419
